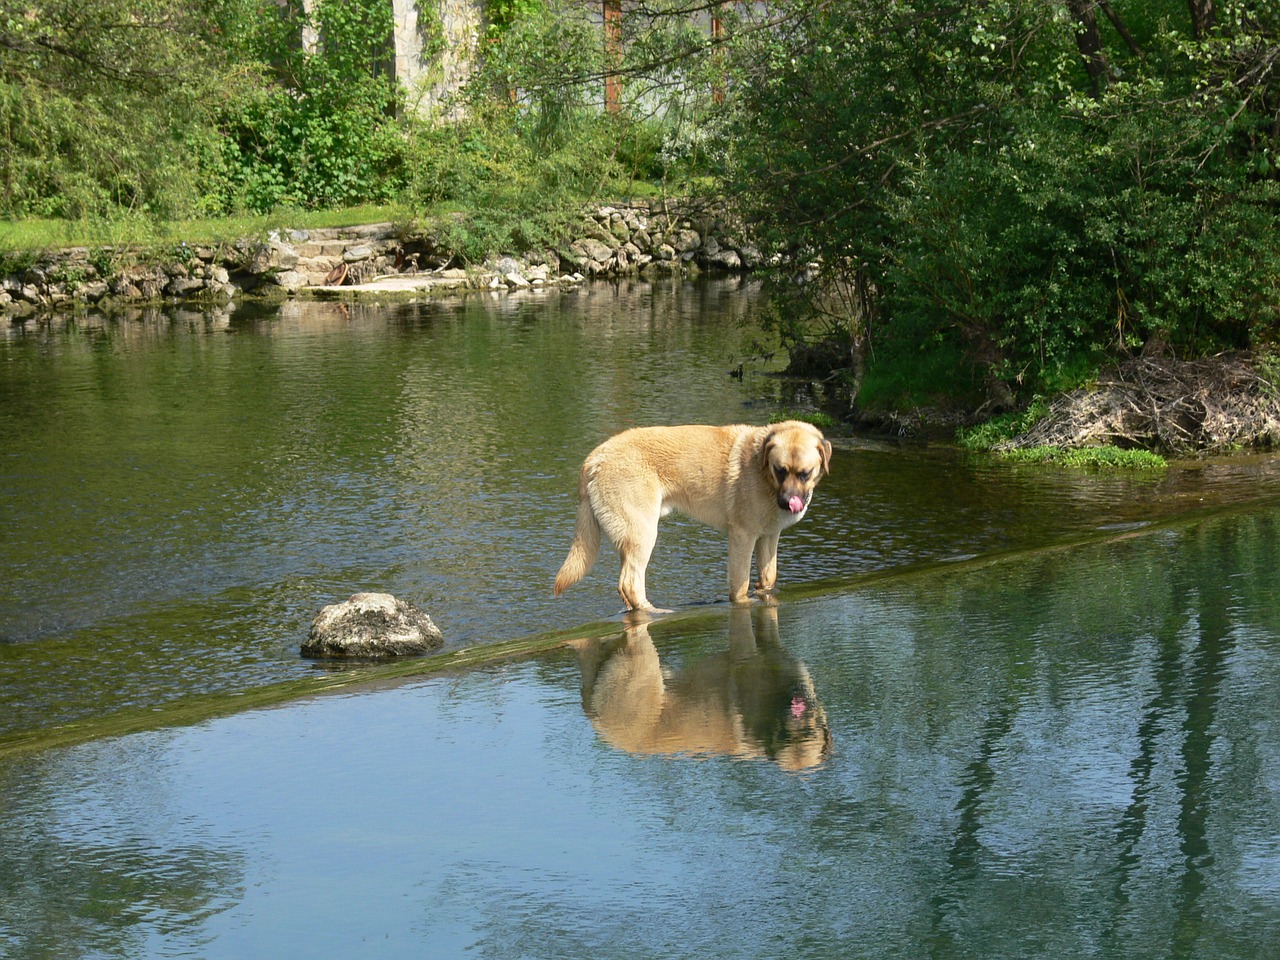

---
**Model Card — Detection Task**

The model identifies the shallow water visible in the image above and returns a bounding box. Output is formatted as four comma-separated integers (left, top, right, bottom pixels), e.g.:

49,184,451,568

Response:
3,283,1280,958
4,283,1280,739
2,507,1278,959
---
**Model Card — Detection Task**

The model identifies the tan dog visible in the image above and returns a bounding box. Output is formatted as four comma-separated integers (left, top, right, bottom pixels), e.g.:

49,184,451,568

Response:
554,421,831,611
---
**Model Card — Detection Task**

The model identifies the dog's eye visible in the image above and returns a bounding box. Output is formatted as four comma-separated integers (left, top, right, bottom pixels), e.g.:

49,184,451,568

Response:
796,470,811,482
774,466,788,481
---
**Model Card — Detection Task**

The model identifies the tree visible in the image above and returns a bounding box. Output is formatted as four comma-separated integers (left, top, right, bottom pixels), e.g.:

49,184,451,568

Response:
1065,0,1112,97
0,0,235,217
721,0,1280,408
1188,0,1217,39
210,0,407,213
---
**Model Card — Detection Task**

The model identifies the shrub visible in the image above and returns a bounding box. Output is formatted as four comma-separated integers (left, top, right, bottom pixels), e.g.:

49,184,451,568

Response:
405,3,631,259
210,0,408,213
722,0,1280,409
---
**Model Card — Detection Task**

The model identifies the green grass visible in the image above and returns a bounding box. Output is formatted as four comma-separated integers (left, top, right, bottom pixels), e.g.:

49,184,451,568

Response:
0,204,415,253
958,398,1166,470
996,445,1167,470
0,181,690,256
956,397,1052,450
771,410,839,429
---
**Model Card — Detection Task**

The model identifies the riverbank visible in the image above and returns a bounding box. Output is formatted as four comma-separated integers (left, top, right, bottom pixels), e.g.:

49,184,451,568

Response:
947,350,1280,459
803,341,1280,458
0,203,757,317
8,209,1280,460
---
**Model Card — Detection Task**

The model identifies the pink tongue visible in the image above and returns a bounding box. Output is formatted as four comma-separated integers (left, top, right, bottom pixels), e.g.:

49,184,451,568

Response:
788,495,805,513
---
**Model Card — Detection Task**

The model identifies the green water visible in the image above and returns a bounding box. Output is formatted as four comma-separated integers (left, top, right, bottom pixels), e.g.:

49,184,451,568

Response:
0,283,778,736
2,283,1280,958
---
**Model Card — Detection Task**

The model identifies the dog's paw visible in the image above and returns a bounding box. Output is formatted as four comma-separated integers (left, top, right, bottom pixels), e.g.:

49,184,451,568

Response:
625,603,674,617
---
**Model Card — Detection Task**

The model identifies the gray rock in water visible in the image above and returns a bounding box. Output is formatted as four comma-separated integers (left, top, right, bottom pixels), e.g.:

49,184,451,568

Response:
302,592,444,659
165,277,206,298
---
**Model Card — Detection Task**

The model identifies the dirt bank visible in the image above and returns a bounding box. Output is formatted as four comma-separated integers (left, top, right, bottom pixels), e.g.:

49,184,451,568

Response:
1002,351,1280,456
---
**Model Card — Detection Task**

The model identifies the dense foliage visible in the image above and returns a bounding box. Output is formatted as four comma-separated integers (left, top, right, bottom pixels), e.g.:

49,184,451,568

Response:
403,1,625,259
0,0,231,217
0,0,729,219
722,0,1280,405
398,0,731,257
211,0,408,213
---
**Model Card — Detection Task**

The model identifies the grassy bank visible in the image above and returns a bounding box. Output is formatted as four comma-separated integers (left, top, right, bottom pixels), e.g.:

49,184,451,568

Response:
0,205,414,254
956,397,1168,469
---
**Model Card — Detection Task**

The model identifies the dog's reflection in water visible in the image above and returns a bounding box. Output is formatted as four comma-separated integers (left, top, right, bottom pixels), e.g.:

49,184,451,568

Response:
569,605,831,771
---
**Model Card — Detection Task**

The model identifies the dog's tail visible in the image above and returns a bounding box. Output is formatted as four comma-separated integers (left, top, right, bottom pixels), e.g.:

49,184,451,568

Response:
554,467,601,597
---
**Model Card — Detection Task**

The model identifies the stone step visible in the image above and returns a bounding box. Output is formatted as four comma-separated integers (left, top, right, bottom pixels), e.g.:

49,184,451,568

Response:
296,256,339,274
303,223,397,242
295,241,350,258
294,238,399,260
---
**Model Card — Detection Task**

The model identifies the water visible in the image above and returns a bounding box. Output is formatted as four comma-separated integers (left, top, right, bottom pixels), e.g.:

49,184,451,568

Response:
3,283,1280,958
4,284,1279,739
1,282,780,734
2,510,1278,959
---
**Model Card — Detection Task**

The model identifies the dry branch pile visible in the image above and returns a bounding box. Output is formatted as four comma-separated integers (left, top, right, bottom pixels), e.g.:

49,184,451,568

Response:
1002,353,1280,455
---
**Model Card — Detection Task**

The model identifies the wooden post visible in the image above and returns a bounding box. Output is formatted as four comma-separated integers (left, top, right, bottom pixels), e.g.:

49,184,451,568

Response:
711,2,725,105
604,0,623,113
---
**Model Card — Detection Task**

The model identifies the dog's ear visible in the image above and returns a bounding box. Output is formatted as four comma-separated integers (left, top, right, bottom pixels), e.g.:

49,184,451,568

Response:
819,438,832,477
760,429,779,478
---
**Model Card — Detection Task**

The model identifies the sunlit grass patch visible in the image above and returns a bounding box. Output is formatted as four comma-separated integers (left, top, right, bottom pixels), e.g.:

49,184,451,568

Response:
994,445,1167,470
956,397,1052,450
771,410,839,429
958,399,1167,469
0,205,414,253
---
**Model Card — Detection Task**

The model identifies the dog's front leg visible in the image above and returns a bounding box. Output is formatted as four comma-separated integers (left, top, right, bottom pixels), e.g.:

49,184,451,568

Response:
727,527,756,604
754,532,780,594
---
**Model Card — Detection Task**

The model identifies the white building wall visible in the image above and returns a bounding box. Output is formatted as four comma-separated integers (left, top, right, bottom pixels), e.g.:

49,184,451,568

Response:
397,0,484,120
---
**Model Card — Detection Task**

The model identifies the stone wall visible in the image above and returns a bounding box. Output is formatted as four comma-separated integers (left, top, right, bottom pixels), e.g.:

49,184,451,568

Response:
0,203,761,317
404,0,483,119
569,203,760,275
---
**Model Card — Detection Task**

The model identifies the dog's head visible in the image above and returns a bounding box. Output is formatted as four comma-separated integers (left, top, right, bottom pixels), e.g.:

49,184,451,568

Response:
762,421,832,516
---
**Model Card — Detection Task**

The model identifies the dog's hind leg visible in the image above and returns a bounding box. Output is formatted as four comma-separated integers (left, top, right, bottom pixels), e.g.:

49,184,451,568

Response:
614,508,669,613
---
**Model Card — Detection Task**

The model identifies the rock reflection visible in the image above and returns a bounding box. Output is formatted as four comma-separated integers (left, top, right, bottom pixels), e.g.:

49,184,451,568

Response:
570,605,831,770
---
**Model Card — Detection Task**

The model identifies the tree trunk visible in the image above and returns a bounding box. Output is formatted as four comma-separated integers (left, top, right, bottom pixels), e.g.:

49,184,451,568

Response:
604,0,623,114
1098,0,1146,60
1064,0,1112,97
1188,0,1217,40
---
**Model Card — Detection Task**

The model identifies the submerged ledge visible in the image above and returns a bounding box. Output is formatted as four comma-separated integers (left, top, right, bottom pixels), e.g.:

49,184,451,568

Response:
0,620,612,762
2,493,1277,762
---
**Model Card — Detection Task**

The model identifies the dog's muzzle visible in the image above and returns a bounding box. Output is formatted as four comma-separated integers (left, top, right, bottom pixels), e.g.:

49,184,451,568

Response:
779,491,810,513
